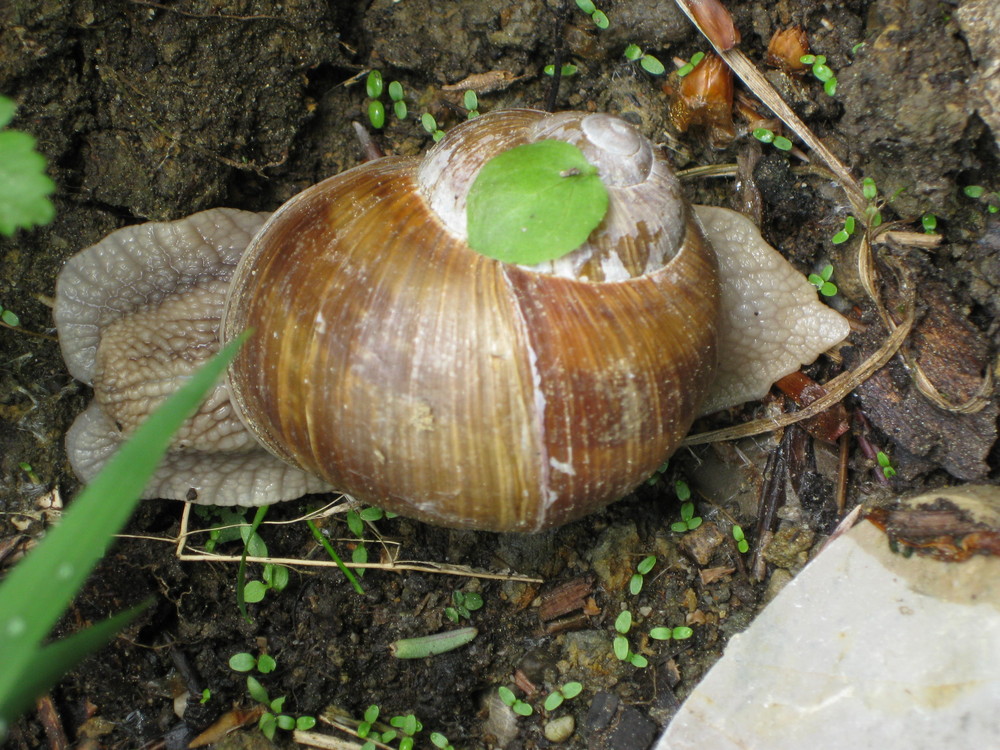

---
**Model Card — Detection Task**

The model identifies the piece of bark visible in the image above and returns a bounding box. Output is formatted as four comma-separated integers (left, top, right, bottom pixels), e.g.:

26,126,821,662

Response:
852,280,997,480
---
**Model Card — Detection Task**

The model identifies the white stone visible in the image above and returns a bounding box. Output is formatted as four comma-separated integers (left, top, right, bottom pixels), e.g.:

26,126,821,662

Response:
657,509,1000,750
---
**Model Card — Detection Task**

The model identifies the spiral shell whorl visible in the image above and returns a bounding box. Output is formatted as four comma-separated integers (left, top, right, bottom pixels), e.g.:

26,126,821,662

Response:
417,109,688,282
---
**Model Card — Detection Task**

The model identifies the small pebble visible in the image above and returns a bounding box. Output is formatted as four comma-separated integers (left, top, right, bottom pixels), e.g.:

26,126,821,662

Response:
544,714,576,743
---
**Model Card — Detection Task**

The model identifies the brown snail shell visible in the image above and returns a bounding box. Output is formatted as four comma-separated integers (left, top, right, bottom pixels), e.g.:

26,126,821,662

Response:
221,109,720,531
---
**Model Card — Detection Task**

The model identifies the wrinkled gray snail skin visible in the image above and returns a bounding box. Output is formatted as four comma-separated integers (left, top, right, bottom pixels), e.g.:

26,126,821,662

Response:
54,109,849,532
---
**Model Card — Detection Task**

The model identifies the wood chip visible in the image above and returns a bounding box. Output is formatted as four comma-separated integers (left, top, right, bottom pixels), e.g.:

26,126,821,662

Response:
699,566,735,585
538,577,594,621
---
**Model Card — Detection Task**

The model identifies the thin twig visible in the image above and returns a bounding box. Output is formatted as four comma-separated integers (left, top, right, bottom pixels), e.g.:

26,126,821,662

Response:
683,308,915,446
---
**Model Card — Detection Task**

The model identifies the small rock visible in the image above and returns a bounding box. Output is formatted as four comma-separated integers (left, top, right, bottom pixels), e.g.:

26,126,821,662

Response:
762,526,815,571
587,522,641,590
677,522,726,566
544,715,576,743
585,691,619,732
607,705,657,750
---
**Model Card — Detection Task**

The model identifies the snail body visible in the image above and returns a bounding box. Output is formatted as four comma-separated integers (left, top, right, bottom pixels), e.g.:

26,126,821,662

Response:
55,109,848,532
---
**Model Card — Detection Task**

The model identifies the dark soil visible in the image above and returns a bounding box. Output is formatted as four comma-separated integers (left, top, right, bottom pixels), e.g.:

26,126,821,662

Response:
1,1,997,748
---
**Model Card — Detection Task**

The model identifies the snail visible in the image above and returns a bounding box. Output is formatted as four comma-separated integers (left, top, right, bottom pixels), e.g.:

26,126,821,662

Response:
54,109,849,532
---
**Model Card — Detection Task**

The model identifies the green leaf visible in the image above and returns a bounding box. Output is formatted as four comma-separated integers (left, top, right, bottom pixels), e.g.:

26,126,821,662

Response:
229,652,257,672
366,70,383,99
624,44,642,61
637,555,656,575
687,516,703,530
297,715,317,730
629,653,649,668
270,696,286,713
773,136,793,151
1,308,20,327
629,573,643,596
513,700,534,716
498,686,516,707
671,521,689,533
421,112,438,134
561,682,583,699
368,100,385,129
0,334,244,730
259,712,276,740
732,525,745,542
347,510,365,537
257,653,277,673
269,565,289,592
544,691,564,711
592,9,609,28
752,128,774,143
463,89,478,112
364,705,380,723
240,527,267,558
824,77,838,96
640,55,665,75
430,732,451,748
396,713,418,735
831,230,850,245
862,177,878,200
737,539,750,553
922,213,937,233
388,81,404,102
820,281,837,297
649,627,673,640
247,675,270,705
351,544,368,566
613,635,630,660
394,100,408,121
0,129,56,236
672,626,694,640
243,580,267,603
799,54,816,65
676,481,691,502
463,592,484,611
812,63,833,82
359,506,384,521
575,0,596,12
466,140,609,265
276,714,295,730
614,610,632,634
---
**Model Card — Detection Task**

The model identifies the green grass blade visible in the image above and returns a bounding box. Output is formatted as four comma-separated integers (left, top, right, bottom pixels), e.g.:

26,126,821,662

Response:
1,602,150,724
0,333,246,728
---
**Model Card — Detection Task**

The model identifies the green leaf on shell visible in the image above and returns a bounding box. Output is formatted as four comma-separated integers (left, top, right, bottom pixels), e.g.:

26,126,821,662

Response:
466,140,609,265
